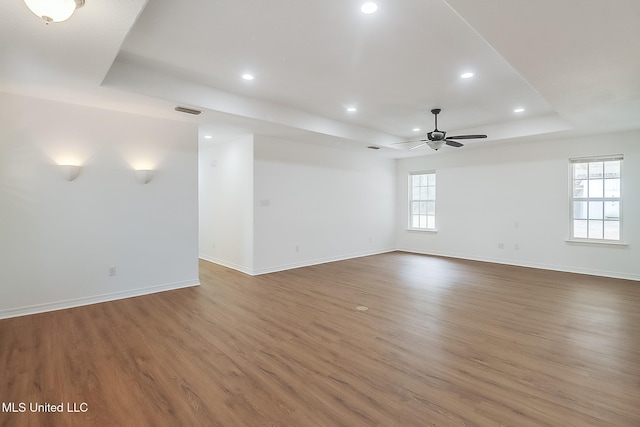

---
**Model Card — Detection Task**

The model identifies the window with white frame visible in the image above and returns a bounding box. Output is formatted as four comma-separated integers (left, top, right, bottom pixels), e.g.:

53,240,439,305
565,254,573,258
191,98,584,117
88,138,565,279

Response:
409,171,436,230
570,155,622,241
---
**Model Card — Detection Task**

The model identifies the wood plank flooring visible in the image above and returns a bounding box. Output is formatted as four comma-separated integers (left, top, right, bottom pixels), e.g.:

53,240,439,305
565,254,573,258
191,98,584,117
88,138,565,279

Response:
1,252,639,426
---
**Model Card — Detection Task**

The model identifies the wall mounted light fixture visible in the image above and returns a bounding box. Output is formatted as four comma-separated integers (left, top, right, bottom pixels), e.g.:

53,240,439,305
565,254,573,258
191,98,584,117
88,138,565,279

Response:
24,0,85,23
134,169,154,185
59,164,82,181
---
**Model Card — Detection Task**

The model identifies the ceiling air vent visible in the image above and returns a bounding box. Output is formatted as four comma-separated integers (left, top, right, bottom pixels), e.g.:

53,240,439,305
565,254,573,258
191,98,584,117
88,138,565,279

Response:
175,106,202,115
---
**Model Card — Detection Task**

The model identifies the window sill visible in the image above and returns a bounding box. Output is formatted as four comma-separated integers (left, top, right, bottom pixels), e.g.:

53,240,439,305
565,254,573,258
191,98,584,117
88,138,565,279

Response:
406,228,438,233
565,239,629,247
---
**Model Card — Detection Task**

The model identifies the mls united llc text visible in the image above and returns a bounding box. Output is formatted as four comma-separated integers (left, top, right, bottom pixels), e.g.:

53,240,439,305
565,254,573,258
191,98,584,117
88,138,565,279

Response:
2,402,88,413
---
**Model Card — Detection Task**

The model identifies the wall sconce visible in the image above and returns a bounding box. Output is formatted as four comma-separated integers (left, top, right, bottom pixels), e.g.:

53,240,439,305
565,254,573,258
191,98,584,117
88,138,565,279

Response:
134,169,154,185
59,164,82,181
24,0,85,23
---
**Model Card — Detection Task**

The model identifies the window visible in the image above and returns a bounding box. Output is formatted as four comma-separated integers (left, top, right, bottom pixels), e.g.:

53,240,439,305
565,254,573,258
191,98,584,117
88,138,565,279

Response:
570,155,622,241
409,171,436,230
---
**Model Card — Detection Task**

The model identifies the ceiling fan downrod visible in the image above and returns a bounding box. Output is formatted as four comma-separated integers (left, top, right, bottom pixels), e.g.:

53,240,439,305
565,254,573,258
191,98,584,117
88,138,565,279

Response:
431,108,441,131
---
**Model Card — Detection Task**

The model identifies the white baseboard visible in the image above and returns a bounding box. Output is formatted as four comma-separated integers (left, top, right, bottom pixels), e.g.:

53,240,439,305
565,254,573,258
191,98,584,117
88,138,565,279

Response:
0,279,200,320
397,247,640,281
198,255,255,275
251,248,397,275
200,248,396,276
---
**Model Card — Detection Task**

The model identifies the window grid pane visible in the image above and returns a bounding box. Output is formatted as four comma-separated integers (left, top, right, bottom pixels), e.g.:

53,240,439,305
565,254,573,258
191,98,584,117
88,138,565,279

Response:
573,180,587,197
409,172,436,230
573,220,588,238
588,220,604,239
573,201,587,219
570,158,622,241
589,162,603,179
604,161,620,178
588,179,603,198
604,221,620,240
604,179,620,198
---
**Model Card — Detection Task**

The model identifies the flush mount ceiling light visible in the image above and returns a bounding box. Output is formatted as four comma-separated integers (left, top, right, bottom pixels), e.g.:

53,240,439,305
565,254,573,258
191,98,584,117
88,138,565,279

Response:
242,73,254,81
346,107,357,112
361,2,378,14
461,72,474,79
514,107,525,113
24,0,85,23
412,128,421,132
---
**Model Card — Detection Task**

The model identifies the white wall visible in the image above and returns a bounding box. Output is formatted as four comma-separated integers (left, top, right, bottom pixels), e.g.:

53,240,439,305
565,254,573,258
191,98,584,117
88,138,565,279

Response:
199,135,254,273
198,135,396,275
252,136,396,274
396,130,640,280
0,92,200,318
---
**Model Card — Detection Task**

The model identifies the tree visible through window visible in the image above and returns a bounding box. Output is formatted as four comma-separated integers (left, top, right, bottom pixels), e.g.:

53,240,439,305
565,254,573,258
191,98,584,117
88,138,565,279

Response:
570,156,622,241
409,171,436,230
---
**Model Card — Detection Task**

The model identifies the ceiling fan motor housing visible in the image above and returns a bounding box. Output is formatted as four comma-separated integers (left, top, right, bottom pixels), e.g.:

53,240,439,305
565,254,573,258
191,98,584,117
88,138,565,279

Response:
428,131,446,141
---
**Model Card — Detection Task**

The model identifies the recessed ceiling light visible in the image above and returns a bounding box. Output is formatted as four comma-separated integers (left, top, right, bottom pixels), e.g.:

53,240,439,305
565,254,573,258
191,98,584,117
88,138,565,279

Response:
461,72,474,79
204,135,213,139
412,128,421,132
346,107,357,112
514,107,525,113
242,73,254,81
361,2,378,14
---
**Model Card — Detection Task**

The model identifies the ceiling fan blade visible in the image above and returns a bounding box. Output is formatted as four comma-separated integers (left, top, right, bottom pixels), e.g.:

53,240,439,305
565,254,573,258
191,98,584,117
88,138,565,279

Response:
391,139,427,145
445,140,464,147
410,142,427,150
446,134,487,140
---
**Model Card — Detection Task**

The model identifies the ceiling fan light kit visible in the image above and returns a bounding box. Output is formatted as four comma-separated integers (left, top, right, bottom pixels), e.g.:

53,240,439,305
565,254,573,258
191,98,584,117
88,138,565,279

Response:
24,0,84,23
395,108,487,151
427,141,444,151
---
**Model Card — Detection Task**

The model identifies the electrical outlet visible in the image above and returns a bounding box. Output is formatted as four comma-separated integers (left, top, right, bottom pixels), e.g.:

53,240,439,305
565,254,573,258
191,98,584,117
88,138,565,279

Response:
498,243,504,249
109,266,117,277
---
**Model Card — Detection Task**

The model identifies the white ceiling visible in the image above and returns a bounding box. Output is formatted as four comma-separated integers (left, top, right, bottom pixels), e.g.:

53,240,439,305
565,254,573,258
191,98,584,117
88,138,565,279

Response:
1,0,639,157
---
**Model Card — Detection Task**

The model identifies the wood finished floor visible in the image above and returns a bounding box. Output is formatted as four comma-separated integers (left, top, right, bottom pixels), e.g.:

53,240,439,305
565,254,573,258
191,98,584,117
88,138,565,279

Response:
1,252,639,426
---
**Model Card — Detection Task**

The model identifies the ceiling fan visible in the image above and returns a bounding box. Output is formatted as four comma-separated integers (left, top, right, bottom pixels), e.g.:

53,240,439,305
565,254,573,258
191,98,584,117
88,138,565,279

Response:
395,108,487,151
